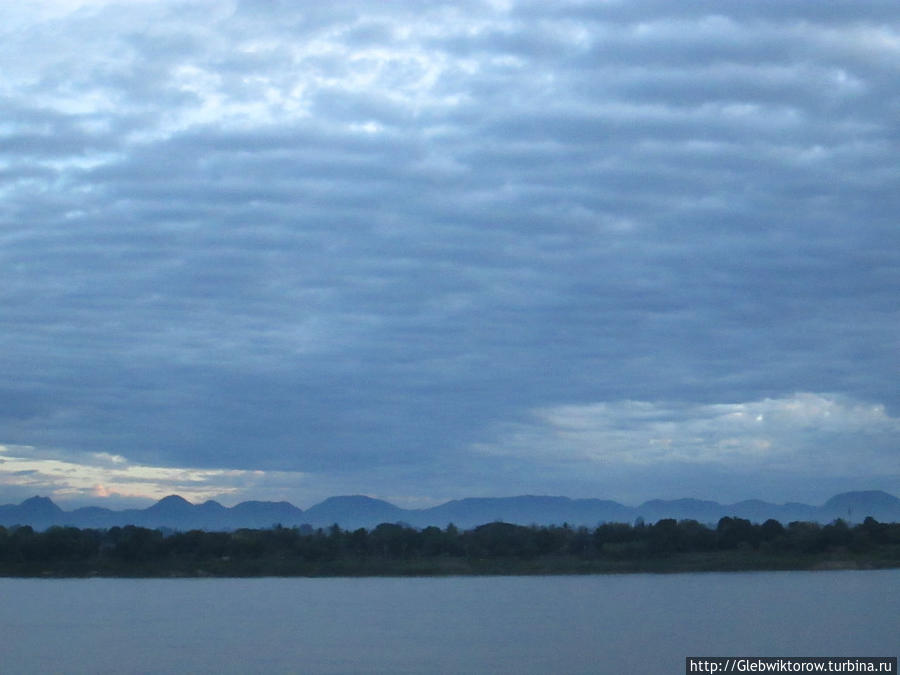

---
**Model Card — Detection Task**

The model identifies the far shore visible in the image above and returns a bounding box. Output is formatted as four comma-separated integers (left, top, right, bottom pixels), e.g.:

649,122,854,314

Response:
2,517,898,578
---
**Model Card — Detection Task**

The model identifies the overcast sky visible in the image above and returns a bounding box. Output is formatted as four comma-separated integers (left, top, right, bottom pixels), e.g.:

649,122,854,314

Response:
1,0,898,509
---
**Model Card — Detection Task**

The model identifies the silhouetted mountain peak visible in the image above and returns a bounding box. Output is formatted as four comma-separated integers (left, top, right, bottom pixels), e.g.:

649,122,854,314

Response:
303,495,404,528
20,496,63,514
822,491,900,522
824,490,900,509
147,495,193,512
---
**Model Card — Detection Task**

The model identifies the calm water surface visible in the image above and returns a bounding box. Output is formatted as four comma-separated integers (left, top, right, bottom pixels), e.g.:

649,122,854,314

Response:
0,570,897,674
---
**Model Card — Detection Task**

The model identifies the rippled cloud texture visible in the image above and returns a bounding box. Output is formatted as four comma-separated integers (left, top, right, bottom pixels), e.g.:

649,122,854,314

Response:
1,1,897,507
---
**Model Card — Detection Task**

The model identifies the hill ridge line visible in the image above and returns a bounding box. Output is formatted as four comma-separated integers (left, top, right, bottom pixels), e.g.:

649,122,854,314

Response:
1,490,898,531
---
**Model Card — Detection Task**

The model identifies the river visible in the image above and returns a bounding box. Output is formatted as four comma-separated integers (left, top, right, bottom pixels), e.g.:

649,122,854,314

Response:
0,570,896,673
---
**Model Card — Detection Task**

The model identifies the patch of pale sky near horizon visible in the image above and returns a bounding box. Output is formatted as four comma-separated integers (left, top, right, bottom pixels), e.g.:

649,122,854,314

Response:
0,444,268,504
471,392,900,480
2,393,896,508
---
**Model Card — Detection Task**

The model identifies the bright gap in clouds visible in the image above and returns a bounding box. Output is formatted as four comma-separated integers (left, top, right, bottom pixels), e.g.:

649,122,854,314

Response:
473,392,899,480
2,393,896,508
0,445,306,508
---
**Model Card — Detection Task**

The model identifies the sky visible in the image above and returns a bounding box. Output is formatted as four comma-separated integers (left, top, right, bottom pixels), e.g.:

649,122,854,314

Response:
1,0,898,510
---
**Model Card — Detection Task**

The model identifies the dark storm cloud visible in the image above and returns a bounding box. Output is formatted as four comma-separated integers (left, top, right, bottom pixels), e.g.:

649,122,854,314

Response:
0,0,897,504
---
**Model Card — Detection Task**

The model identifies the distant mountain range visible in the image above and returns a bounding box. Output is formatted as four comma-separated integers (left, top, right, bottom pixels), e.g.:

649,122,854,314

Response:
0,490,900,530
1,490,898,532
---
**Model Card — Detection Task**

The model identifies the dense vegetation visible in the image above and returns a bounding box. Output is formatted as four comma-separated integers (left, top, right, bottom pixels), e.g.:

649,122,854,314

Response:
1,517,898,577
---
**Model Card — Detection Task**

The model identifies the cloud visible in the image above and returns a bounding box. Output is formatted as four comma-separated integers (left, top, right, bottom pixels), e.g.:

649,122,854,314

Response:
0,1,897,504
0,444,306,505
473,393,900,485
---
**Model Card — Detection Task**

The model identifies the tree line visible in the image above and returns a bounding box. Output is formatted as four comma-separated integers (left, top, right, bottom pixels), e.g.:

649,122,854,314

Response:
1,516,898,576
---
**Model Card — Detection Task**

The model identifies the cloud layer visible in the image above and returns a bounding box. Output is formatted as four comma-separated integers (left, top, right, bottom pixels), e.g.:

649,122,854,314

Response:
1,1,897,506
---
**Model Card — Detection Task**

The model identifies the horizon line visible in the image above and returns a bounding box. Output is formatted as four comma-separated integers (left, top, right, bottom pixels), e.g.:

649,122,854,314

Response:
6,488,898,513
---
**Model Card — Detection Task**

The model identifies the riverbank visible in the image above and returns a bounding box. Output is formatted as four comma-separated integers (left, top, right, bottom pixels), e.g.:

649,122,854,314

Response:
3,554,897,578
2,517,898,577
